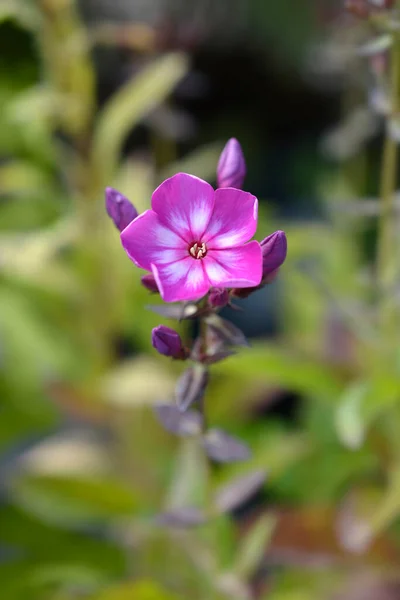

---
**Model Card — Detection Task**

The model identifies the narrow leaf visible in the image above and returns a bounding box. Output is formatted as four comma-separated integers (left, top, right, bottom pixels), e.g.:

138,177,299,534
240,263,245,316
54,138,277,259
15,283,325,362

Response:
175,365,209,412
157,506,206,528
205,314,249,347
234,514,276,578
91,53,189,184
146,302,198,320
215,470,267,513
154,403,203,436
202,429,251,463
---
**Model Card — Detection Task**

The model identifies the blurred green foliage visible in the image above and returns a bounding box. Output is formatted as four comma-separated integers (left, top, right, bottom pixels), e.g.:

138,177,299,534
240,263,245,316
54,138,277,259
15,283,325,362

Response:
1,1,400,599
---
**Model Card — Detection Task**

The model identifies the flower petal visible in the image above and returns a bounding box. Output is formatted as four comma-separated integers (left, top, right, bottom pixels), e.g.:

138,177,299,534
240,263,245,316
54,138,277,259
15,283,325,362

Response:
152,258,210,302
121,209,186,271
151,173,215,242
204,241,262,288
204,188,258,249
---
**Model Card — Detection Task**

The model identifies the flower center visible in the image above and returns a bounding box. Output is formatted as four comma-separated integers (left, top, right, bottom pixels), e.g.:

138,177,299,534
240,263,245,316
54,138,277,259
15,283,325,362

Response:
189,241,207,259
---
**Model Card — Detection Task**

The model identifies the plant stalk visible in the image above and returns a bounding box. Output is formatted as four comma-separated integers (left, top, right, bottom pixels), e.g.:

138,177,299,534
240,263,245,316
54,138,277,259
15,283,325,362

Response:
376,34,400,335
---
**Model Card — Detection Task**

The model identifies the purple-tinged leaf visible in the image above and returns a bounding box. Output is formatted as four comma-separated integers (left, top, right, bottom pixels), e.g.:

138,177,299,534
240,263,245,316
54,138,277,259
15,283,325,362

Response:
202,429,251,463
206,314,249,348
190,335,236,364
215,470,267,513
175,365,209,412
154,403,203,436
157,506,206,527
146,302,198,320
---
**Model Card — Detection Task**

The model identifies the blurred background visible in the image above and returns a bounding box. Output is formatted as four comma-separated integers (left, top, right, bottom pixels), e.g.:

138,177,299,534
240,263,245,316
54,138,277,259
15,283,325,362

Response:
2,0,400,598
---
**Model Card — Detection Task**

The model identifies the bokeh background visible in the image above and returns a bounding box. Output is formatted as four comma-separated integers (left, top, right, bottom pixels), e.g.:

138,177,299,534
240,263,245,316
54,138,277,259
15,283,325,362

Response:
2,0,400,599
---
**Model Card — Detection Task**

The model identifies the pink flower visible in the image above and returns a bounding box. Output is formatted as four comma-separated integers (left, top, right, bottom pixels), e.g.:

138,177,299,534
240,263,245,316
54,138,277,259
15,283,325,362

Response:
120,173,262,302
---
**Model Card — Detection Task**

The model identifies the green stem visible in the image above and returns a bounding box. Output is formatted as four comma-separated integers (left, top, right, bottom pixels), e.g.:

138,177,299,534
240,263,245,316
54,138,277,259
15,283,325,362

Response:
376,36,400,334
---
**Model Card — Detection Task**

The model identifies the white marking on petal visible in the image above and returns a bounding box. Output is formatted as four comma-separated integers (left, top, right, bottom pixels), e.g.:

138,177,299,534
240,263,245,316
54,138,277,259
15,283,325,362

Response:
204,258,228,283
186,263,205,289
162,259,190,284
190,197,211,235
154,223,185,247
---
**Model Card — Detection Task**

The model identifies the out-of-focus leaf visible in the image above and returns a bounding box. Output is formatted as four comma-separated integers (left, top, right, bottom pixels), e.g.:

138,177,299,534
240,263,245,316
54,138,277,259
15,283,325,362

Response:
205,314,249,348
14,431,111,477
90,53,189,185
369,467,400,539
235,514,276,578
202,429,251,463
0,160,53,195
335,381,368,450
101,356,175,407
154,403,203,436
86,580,183,600
146,302,198,320
165,438,208,512
157,507,206,528
213,344,343,406
357,34,393,57
0,288,81,398
159,142,223,183
214,470,267,513
0,216,79,280
10,474,139,525
0,0,41,30
175,364,209,412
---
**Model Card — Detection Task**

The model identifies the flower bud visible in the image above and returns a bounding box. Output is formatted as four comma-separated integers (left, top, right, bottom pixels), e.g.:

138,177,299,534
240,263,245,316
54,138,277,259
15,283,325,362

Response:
105,187,138,232
141,274,160,293
208,288,229,309
217,138,246,189
152,325,184,358
260,230,287,281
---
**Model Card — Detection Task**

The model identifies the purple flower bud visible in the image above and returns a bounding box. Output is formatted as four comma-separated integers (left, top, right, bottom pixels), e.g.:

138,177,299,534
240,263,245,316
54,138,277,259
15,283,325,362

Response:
208,288,229,308
105,187,138,232
152,325,184,358
217,138,246,189
260,230,287,281
141,274,160,293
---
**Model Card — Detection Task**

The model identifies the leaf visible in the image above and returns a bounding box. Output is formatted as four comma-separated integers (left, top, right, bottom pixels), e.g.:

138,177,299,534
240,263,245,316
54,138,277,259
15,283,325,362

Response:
158,142,223,183
369,467,400,538
90,53,189,185
335,381,368,450
90,581,183,600
235,514,276,578
175,364,209,412
165,438,208,513
214,470,267,513
202,429,251,463
154,403,203,436
146,302,198,320
101,356,175,407
357,34,393,57
157,507,206,528
205,314,249,348
10,474,139,526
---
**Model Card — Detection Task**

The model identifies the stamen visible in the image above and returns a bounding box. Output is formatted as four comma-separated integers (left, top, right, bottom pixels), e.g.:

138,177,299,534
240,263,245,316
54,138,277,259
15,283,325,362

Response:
189,241,207,259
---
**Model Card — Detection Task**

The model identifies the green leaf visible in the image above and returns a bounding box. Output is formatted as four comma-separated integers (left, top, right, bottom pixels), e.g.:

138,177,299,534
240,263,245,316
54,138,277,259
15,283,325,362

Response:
86,581,183,600
10,474,139,525
90,53,189,186
335,381,368,450
234,514,276,578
